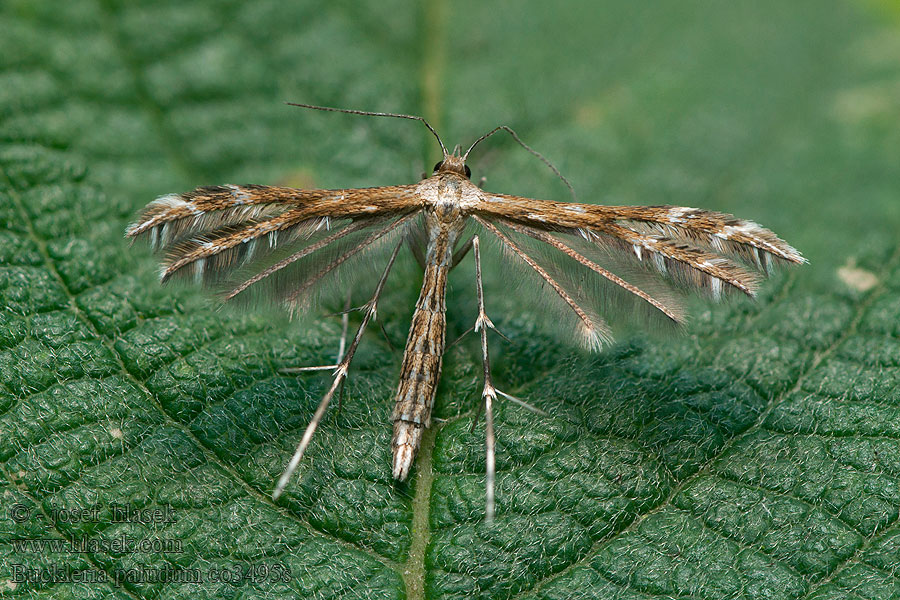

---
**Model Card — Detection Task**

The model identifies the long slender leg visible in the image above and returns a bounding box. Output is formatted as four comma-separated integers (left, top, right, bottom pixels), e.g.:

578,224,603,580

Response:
451,235,474,268
337,288,351,363
280,289,352,376
473,235,498,521
471,236,547,521
447,325,475,351
272,238,404,500
334,288,353,414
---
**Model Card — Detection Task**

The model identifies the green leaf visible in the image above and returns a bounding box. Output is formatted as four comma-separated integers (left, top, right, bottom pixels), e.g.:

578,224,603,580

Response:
2,1,900,599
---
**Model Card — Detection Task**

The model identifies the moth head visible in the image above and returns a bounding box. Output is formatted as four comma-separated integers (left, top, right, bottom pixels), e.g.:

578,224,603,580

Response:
433,155,472,179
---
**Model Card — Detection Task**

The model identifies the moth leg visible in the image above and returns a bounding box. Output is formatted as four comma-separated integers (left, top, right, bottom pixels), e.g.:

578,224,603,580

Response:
279,289,352,376
451,235,474,269
335,289,352,415
337,288,352,363
472,235,498,521
447,325,475,351
272,239,404,500
377,320,396,352
470,235,539,520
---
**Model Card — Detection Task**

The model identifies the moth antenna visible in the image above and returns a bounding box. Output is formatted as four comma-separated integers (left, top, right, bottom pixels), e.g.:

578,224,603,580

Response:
463,125,576,202
286,102,449,159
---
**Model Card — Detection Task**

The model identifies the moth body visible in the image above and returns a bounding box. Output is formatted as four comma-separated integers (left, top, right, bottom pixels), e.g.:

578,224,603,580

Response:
392,208,466,479
392,161,474,478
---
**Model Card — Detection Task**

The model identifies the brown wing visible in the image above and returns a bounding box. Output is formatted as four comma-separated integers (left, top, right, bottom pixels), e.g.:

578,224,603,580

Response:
126,184,422,309
471,192,804,299
473,215,691,351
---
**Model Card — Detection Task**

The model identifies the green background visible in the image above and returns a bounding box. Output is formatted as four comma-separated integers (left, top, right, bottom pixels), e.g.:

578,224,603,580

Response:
2,0,900,598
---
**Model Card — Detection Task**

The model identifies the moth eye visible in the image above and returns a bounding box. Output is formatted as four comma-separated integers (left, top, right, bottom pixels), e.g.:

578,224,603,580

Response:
464,164,472,178
433,161,443,172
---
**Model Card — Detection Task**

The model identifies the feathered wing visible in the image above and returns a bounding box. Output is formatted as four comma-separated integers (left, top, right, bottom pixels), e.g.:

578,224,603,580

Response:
470,193,804,346
473,216,690,350
473,216,613,349
126,184,422,310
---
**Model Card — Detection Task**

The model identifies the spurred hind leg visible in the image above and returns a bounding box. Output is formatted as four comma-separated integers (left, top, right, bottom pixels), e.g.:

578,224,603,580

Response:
273,240,404,500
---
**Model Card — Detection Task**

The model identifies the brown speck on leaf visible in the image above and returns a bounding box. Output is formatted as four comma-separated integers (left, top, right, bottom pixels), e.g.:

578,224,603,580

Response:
837,258,878,292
